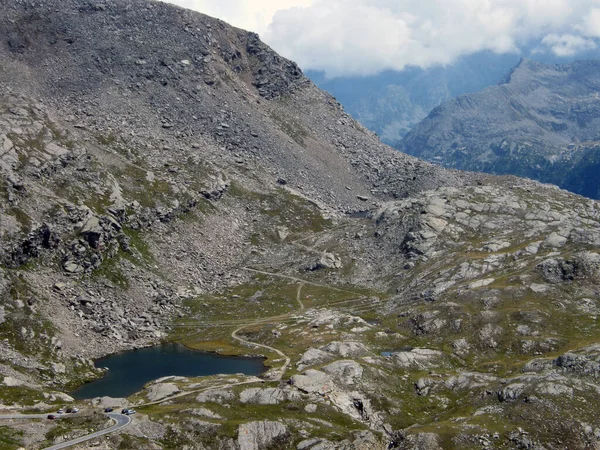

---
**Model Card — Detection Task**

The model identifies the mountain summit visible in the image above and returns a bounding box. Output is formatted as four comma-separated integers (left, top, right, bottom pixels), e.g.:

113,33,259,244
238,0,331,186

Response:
399,58,600,199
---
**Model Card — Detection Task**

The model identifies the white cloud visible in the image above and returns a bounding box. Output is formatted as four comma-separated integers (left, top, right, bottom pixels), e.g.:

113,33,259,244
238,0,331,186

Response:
542,33,597,56
163,0,600,77
160,0,312,35
581,7,600,38
265,0,600,77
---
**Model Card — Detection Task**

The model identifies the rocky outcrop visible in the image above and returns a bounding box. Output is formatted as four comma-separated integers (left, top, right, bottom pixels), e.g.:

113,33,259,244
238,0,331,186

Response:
237,421,288,450
0,1,600,450
322,360,363,385
290,370,335,395
391,349,445,370
196,389,235,404
145,382,179,402
239,387,300,405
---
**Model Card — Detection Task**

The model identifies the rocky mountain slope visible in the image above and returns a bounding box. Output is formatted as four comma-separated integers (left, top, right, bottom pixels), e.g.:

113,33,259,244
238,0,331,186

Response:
0,1,600,449
398,59,600,200
308,51,522,147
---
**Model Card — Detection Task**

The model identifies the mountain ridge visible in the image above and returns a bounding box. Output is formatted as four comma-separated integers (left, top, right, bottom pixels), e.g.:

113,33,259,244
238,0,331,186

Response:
398,58,600,199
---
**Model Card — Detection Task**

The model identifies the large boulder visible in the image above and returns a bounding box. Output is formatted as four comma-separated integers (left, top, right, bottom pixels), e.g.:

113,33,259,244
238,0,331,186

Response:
91,396,128,409
322,360,363,385
196,388,234,404
290,370,334,395
309,252,342,270
145,383,179,402
237,420,288,450
80,215,103,248
297,348,332,371
392,348,444,370
239,387,300,405
321,341,371,358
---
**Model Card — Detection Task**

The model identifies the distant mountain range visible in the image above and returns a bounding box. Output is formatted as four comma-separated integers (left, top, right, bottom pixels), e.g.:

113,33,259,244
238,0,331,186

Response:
398,59,600,199
307,52,521,147
308,49,600,149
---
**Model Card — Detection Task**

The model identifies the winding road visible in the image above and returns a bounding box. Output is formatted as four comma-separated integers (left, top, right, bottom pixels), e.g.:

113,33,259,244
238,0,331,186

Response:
0,412,131,450
230,282,309,380
0,273,370,448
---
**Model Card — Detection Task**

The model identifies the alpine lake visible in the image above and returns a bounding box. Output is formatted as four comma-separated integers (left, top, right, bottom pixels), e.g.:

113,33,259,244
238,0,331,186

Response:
71,343,265,399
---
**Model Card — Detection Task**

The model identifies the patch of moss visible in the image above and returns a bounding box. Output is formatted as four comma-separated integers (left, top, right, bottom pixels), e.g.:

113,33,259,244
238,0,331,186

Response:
95,133,117,147
0,426,23,449
0,386,43,406
122,228,154,265
118,434,154,449
269,111,309,146
90,254,130,289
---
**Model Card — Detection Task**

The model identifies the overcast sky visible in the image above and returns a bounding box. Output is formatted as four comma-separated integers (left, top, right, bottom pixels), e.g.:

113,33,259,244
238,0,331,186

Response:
164,0,600,77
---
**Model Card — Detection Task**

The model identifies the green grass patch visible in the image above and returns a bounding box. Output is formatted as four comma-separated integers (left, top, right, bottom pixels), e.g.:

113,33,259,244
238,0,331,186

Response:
90,254,130,289
0,426,23,449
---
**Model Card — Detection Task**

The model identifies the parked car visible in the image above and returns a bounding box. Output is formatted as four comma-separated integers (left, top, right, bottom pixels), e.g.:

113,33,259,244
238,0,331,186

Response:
57,409,64,414
47,414,57,420
71,407,79,413
122,409,136,415
104,407,114,413
121,408,128,414
65,408,73,413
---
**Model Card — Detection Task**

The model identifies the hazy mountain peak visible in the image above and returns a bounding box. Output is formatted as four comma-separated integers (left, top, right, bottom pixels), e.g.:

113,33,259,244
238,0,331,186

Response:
399,58,600,200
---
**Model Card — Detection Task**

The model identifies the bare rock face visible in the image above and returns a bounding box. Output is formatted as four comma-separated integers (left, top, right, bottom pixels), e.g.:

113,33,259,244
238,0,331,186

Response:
237,421,288,450
399,433,443,450
91,396,129,409
239,387,300,405
145,382,179,402
391,348,445,370
290,370,335,395
196,389,235,404
1,1,600,449
2,376,24,387
321,341,371,358
310,252,342,270
537,252,600,284
322,360,363,386
297,348,333,371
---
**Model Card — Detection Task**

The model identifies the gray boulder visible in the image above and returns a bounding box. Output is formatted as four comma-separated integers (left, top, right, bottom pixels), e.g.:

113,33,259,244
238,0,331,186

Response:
196,388,234,404
297,348,332,371
290,370,334,395
321,341,371,358
239,387,300,405
238,421,288,450
321,360,363,385
146,382,179,401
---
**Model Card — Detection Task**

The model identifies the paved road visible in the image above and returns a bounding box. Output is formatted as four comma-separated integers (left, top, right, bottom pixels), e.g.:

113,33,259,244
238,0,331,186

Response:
43,413,131,450
0,412,131,450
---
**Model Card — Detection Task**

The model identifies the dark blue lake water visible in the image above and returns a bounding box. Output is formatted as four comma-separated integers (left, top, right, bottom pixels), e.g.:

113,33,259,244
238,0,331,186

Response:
71,343,264,399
